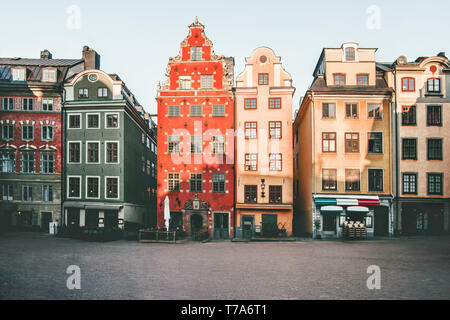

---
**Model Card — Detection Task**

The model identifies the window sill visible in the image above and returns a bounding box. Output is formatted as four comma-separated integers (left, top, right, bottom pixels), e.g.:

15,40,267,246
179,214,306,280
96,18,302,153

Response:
424,93,443,97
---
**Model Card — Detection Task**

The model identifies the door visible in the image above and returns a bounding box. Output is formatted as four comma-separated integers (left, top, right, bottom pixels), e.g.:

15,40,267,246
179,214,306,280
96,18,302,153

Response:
85,210,99,228
41,212,52,232
190,214,203,235
67,209,80,231
374,206,389,237
169,212,183,231
104,210,118,229
428,204,444,235
214,213,229,239
262,214,278,237
322,214,336,233
242,215,254,239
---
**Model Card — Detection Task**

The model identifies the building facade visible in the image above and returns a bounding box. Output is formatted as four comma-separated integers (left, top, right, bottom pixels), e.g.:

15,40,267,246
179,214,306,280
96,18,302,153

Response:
156,19,235,239
386,53,450,235
0,50,84,231
294,43,394,238
234,47,295,238
63,66,157,231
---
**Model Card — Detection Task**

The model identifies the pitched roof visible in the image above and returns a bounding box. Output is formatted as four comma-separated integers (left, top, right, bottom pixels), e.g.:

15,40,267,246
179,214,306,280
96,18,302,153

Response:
309,76,392,95
0,58,83,67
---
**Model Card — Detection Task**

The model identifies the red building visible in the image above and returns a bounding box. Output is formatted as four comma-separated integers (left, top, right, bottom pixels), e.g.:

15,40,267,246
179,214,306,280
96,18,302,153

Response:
156,18,235,239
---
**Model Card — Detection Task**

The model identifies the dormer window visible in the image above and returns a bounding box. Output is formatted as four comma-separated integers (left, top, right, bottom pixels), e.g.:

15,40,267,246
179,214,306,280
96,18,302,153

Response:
333,74,346,86
179,76,191,90
191,47,202,61
427,78,441,93
78,88,89,98
12,68,25,81
345,47,355,61
357,74,368,86
97,87,108,97
42,69,56,82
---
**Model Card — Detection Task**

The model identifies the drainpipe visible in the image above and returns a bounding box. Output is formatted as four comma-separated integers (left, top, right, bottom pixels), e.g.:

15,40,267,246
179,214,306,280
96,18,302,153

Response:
392,69,399,235
311,94,316,238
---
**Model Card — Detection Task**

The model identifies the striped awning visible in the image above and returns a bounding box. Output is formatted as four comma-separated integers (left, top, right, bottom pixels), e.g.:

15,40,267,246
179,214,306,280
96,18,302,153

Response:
315,196,380,206
346,206,370,213
320,205,343,213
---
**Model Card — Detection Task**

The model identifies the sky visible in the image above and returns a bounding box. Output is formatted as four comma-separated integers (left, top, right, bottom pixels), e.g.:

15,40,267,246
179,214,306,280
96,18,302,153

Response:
1,0,449,119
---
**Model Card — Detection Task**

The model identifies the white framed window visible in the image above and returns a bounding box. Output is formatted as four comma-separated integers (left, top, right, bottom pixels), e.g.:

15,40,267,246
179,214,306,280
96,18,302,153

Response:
86,141,100,164
191,46,202,61
42,98,53,111
105,141,119,163
86,176,100,199
0,151,15,173
105,176,119,199
22,98,33,111
20,151,35,173
40,152,55,174
42,69,56,82
22,125,33,140
78,88,89,98
2,124,14,140
67,176,81,199
22,185,33,201
41,125,53,141
42,184,53,202
1,184,13,201
179,76,191,90
86,113,100,129
168,105,180,117
97,87,108,97
68,141,81,163
12,68,25,81
2,97,14,110
68,113,81,129
190,135,202,154
105,113,119,128
200,75,213,89
212,135,224,155
168,173,180,192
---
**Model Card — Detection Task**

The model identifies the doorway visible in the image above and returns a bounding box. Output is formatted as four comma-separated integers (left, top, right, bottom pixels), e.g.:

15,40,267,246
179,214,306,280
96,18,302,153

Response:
67,209,80,231
322,214,336,234
170,212,183,231
241,215,254,239
104,210,118,229
374,206,389,237
190,214,203,235
85,210,99,228
41,212,52,232
262,214,278,237
214,213,229,239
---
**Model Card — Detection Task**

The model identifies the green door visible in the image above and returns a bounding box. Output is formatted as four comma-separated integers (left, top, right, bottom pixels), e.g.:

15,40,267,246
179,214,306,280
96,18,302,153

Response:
41,212,52,232
214,213,229,239
242,215,254,239
262,214,278,237
374,207,389,237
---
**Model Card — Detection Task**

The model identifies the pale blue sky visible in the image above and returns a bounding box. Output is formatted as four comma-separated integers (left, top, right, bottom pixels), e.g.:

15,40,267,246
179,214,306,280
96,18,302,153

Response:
1,0,449,117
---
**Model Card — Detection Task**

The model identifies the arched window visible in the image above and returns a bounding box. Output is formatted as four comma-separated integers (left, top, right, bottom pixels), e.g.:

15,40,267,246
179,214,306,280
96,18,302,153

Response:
345,47,355,61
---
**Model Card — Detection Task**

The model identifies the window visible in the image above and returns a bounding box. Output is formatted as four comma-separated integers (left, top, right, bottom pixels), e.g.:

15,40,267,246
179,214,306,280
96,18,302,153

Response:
357,74,368,86
191,46,202,61
269,153,282,171
41,153,54,174
190,136,202,154
2,97,13,110
190,173,202,192
179,76,191,90
42,98,53,111
402,77,415,91
269,186,282,204
106,114,119,128
87,114,99,128
417,212,428,231
427,173,443,195
69,114,81,128
322,103,335,118
78,88,89,98
212,105,225,116
345,47,355,61
322,169,337,190
402,138,417,160
427,139,442,160
22,125,33,140
269,98,281,109
212,173,225,193
427,105,442,126
258,73,268,85
106,142,119,163
402,106,416,125
345,169,360,191
244,98,257,109
245,154,257,171
200,75,213,89
42,69,56,82
151,163,155,177
106,177,119,198
269,121,282,139
0,151,15,173
368,104,382,119
333,74,345,85
322,132,336,152
190,105,202,117
345,133,359,153
368,132,383,154
345,103,358,118
168,136,180,154
427,78,440,93
12,69,25,81
42,185,53,202
2,124,14,140
87,142,99,163
41,125,53,141
1,184,13,201
168,105,180,117
368,169,384,192
244,185,257,203
212,135,224,155
22,185,32,201
22,98,33,111
245,122,257,139
68,142,81,163
68,177,81,198
402,173,417,194
97,87,108,97
168,173,180,192
87,177,99,198
20,152,35,173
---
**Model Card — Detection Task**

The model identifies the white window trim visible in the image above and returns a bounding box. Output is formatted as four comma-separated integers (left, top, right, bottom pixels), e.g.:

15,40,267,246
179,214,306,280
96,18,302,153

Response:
86,113,100,129
21,124,34,141
42,68,56,82
67,141,82,164
41,98,54,112
104,141,120,164
41,125,54,141
22,97,33,111
68,113,82,129
12,68,25,81
42,184,54,202
342,43,359,62
105,112,120,129
67,175,82,199
86,140,101,164
86,176,101,199
2,123,14,140
367,168,385,193
105,176,120,200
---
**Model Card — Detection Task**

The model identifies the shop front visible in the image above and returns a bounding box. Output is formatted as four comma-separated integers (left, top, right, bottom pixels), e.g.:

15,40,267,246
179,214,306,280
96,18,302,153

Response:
400,201,448,235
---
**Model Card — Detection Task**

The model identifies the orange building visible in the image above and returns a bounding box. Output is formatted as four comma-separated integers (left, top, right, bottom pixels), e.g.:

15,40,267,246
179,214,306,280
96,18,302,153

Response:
293,43,394,238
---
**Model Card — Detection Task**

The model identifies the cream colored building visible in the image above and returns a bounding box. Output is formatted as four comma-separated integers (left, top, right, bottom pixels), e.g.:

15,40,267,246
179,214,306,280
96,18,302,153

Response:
234,47,295,238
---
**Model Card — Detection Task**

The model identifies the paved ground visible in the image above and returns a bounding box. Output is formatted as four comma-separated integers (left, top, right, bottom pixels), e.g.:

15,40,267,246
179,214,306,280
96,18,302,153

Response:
0,232,449,300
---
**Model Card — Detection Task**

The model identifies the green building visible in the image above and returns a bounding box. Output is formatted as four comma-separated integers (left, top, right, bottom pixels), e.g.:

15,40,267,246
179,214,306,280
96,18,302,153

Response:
62,69,157,230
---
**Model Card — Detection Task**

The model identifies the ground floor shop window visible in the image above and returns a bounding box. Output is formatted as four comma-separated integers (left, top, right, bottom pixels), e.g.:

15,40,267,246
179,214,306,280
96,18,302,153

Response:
322,214,336,232
416,212,428,231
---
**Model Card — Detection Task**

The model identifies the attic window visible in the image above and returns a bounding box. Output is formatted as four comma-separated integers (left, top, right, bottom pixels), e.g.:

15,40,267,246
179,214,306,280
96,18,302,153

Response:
42,69,56,82
345,47,355,61
191,47,202,61
12,68,25,81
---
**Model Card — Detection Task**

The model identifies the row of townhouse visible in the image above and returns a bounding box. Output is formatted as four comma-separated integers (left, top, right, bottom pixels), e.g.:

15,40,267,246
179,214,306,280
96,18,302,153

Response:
0,47,157,232
293,43,449,238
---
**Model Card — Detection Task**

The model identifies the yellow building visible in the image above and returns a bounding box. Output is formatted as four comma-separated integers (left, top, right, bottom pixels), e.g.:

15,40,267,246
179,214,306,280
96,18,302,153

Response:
235,47,295,238
293,43,394,238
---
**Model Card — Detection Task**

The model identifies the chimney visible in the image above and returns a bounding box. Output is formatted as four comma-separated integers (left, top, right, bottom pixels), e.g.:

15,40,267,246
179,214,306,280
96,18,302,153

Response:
40,50,52,59
437,52,447,58
82,46,100,70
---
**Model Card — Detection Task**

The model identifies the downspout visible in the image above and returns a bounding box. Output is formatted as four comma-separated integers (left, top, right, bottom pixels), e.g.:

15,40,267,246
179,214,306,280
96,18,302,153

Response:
393,68,399,235
61,86,66,228
311,94,316,237
233,88,236,239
